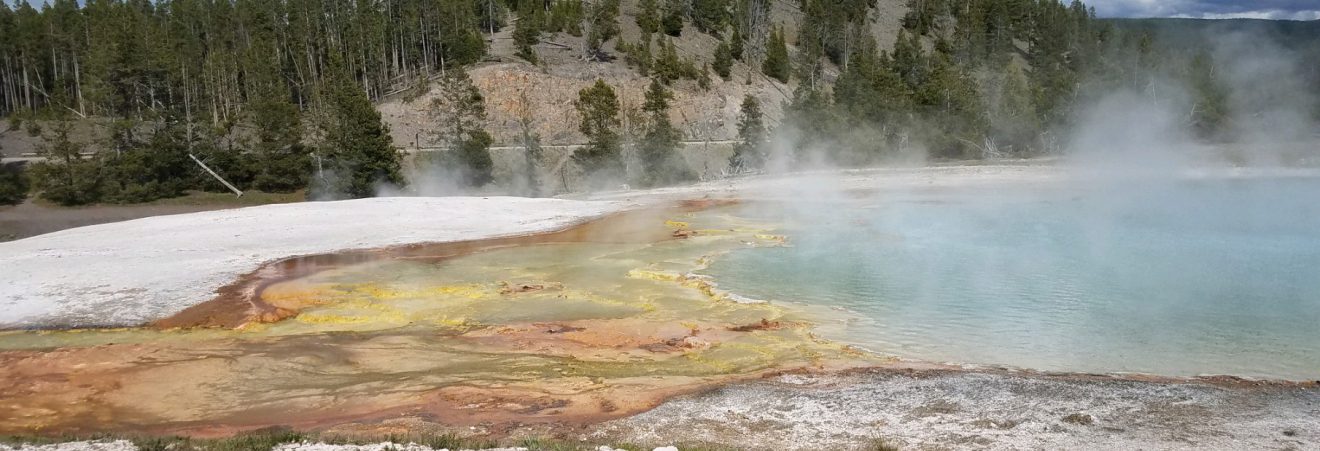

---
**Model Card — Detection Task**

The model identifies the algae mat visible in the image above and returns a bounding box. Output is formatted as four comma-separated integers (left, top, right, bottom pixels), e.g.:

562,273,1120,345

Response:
0,205,875,437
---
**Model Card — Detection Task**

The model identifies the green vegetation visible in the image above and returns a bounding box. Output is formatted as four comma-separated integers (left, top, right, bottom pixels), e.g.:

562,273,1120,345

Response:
692,0,732,35
585,0,622,59
619,37,655,76
637,78,694,186
427,69,495,188
766,0,1107,161
573,79,625,182
28,117,97,205
312,61,404,198
637,0,662,35
2,0,1316,201
662,0,685,36
134,190,306,207
762,26,791,83
0,0,501,203
729,27,745,61
731,95,767,172
652,38,700,84
0,162,27,205
514,0,544,64
713,40,734,80
620,36,700,83
546,0,585,35
247,94,312,194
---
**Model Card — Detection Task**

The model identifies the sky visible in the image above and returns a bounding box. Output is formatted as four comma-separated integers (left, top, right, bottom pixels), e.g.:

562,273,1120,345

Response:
1089,0,1320,20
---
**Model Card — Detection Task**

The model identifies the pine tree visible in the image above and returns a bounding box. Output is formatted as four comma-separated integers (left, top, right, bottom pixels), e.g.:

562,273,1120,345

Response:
730,26,745,61
620,36,654,75
440,0,489,66
586,0,621,59
891,29,928,90
989,63,1039,155
248,96,311,193
662,0,684,36
652,38,695,84
478,0,508,34
783,83,836,160
637,0,661,35
573,79,624,183
98,114,195,205
28,116,99,206
547,0,585,35
835,36,911,127
1188,52,1229,140
916,52,988,158
0,161,26,205
514,0,543,64
314,63,403,198
762,26,790,83
429,69,494,188
731,94,766,172
637,78,691,187
692,0,730,35
713,40,734,80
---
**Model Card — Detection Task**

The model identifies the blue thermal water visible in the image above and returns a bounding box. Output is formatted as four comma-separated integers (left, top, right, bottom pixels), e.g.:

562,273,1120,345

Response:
704,177,1320,380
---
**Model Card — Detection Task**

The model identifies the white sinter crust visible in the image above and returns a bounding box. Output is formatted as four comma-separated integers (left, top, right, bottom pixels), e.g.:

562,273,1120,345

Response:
0,197,623,328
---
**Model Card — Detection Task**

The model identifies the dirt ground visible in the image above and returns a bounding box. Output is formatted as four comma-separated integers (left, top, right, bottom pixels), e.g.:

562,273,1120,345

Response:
0,191,304,241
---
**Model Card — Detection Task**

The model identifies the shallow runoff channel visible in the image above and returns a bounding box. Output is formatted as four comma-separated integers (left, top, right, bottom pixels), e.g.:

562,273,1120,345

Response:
701,174,1320,380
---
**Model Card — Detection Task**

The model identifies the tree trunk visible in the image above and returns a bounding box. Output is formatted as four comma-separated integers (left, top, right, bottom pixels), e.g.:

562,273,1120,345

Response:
74,55,85,116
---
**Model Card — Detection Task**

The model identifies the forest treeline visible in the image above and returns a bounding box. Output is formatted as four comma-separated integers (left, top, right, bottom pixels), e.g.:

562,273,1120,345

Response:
774,0,1320,164
1,0,1315,206
1,0,499,205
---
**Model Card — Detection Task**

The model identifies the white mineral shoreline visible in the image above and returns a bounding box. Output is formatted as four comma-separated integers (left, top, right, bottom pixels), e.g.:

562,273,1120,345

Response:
0,197,626,328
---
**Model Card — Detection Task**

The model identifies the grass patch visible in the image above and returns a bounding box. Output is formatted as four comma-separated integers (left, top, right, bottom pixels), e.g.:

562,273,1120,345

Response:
137,190,306,207
868,438,902,451
27,189,305,209
129,429,305,451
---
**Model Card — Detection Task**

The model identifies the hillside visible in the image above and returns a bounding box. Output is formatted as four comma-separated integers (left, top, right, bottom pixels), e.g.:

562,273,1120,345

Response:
2,0,911,184
380,0,910,148
3,0,1317,206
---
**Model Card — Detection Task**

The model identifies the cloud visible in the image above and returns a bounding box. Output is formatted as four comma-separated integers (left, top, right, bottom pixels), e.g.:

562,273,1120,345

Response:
1089,0,1320,20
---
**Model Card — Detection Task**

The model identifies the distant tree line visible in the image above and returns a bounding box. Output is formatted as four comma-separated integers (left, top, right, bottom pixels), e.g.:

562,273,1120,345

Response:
745,0,1320,167
0,0,489,118
755,0,1103,164
0,0,500,205
3,0,1315,205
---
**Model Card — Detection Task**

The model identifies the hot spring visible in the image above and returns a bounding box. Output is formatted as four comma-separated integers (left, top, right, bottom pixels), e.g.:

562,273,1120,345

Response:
703,174,1320,380
3,173,1317,435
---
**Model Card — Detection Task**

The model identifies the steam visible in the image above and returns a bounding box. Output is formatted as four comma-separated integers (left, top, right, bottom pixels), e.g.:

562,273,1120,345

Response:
1214,31,1319,165
353,22,1319,202
1064,27,1319,173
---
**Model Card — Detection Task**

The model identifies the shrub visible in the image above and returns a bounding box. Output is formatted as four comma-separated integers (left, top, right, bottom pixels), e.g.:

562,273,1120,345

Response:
0,162,29,205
